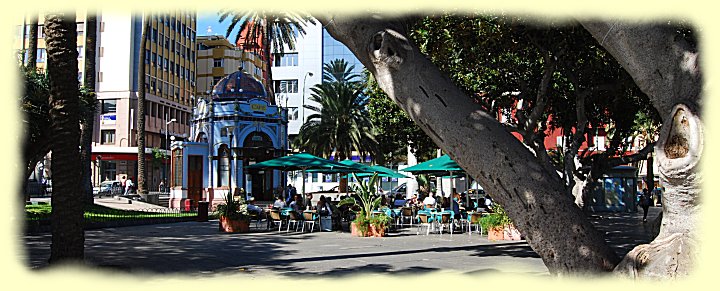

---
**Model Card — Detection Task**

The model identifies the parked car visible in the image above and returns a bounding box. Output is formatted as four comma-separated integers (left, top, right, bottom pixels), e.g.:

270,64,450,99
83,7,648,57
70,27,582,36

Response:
390,183,407,197
93,180,123,197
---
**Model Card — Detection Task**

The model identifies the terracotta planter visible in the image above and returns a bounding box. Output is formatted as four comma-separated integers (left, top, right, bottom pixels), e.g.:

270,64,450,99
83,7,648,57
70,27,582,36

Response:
219,216,250,233
350,222,370,237
370,224,387,237
488,225,521,241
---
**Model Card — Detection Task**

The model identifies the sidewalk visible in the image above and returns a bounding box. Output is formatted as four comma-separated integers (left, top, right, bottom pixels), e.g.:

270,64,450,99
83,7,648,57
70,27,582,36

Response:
21,206,660,277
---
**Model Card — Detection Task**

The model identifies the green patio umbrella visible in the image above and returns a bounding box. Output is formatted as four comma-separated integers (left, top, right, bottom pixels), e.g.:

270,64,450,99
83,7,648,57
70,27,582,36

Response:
402,154,464,174
355,164,409,179
245,153,355,197
403,154,467,212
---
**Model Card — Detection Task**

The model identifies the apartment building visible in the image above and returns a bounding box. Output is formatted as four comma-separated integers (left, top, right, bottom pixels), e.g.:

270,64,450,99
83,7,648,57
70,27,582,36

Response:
18,11,197,188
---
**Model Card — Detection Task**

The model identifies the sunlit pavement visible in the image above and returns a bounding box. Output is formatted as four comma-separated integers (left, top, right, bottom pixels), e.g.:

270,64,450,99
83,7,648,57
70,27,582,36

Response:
21,206,660,278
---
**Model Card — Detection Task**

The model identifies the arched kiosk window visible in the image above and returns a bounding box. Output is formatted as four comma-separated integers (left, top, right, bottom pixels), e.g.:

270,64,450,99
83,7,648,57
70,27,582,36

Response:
217,145,230,187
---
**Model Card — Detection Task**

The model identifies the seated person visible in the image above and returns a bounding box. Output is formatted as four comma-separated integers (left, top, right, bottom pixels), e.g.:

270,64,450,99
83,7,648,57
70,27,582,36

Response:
317,195,332,217
406,194,419,207
246,197,264,218
393,198,406,208
273,196,286,209
422,192,436,209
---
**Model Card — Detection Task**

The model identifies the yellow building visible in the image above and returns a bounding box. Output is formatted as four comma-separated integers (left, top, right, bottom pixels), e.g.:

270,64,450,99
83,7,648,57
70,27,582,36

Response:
195,35,266,99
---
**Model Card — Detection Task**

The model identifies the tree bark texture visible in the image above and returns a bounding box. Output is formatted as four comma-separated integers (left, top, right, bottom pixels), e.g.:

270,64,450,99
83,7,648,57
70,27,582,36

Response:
45,11,84,263
136,13,149,195
320,15,619,274
80,12,97,205
581,21,702,279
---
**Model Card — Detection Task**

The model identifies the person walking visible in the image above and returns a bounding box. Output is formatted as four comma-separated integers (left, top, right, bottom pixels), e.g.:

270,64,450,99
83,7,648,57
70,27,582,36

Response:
125,177,134,195
640,188,652,222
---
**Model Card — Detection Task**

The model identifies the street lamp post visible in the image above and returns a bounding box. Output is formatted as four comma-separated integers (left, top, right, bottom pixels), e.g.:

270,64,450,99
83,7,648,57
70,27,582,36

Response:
165,116,176,188
301,71,314,124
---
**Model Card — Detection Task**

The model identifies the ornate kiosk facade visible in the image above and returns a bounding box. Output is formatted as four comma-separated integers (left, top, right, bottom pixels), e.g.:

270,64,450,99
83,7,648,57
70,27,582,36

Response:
169,70,288,208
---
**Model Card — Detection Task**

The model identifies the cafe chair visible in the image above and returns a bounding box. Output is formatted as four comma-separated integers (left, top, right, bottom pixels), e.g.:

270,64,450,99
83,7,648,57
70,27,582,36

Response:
469,212,484,237
287,211,303,232
302,211,318,233
438,212,453,236
400,207,414,228
417,213,432,236
269,209,285,232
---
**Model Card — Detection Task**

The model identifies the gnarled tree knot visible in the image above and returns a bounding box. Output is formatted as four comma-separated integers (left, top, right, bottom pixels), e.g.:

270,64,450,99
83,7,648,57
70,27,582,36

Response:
369,30,411,69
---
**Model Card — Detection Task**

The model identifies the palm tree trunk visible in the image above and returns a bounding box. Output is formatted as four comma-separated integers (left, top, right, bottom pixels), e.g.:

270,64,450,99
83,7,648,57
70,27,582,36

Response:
27,14,38,68
262,18,276,104
136,12,149,195
80,12,97,206
45,11,84,263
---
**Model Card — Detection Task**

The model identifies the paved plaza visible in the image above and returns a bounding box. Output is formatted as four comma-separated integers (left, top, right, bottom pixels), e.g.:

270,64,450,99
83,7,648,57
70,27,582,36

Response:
20,206,660,278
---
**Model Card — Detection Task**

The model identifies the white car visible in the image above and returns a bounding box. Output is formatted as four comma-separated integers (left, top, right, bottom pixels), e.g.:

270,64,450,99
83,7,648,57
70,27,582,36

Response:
93,180,123,197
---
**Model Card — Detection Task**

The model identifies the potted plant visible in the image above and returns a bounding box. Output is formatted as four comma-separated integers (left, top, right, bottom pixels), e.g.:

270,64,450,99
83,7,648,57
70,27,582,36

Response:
216,191,251,233
338,173,383,237
482,204,521,241
369,212,391,237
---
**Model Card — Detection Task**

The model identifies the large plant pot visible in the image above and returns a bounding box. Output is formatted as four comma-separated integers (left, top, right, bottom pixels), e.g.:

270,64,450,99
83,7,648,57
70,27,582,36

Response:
350,222,370,237
488,225,521,241
370,224,387,237
219,216,250,233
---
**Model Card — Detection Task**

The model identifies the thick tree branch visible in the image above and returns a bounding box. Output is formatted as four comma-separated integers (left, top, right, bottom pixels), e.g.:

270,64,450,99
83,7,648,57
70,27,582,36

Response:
320,14,620,274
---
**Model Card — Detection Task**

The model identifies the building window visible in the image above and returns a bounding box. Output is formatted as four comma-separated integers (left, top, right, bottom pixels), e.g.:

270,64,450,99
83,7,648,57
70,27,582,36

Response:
77,23,85,37
172,148,183,187
274,80,298,93
213,58,223,67
170,61,174,74
217,145,230,187
101,161,116,181
163,57,168,70
101,99,117,114
288,107,299,121
165,37,170,48
37,25,44,38
152,28,157,42
145,49,151,64
77,46,84,59
273,52,298,67
36,48,46,63
101,130,115,144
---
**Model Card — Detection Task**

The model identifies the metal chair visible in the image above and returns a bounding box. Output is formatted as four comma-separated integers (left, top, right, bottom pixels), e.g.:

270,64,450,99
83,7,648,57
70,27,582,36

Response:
438,213,453,236
287,211,302,232
302,211,318,232
416,213,432,235
469,212,484,236
269,209,285,232
400,207,414,228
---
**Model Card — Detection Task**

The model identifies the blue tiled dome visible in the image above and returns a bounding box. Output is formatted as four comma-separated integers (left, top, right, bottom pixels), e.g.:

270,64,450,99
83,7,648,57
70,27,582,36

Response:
211,70,267,101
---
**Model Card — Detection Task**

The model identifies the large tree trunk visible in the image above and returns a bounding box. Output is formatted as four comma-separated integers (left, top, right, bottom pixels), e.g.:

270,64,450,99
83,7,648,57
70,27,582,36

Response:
136,13,149,195
320,15,619,274
27,14,38,69
45,11,84,264
581,21,702,279
80,12,97,206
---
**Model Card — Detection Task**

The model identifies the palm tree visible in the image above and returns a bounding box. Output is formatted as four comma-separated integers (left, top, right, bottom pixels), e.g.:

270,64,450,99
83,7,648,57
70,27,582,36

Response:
80,12,97,205
44,11,84,263
136,12,150,196
322,59,362,84
218,10,314,104
27,14,38,68
295,81,378,161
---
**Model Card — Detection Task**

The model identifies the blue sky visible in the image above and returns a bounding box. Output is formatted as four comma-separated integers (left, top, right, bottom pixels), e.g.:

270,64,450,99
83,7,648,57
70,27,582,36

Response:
196,12,231,37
